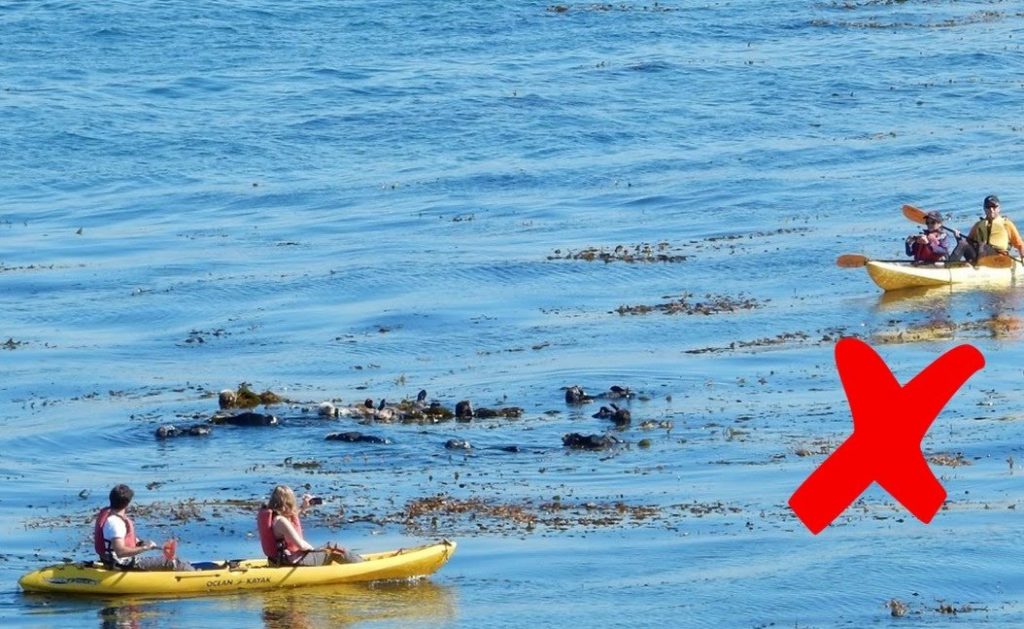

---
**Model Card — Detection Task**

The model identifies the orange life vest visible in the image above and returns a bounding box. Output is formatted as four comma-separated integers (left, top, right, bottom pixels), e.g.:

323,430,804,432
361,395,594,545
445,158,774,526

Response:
93,508,137,559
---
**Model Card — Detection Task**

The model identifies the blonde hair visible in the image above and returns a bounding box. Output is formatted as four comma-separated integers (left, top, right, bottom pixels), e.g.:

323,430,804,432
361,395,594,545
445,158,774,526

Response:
267,485,298,517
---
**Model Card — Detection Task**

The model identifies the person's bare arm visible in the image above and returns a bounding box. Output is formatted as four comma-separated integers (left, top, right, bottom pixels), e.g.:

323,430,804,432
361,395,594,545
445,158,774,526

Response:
110,536,156,558
273,517,315,551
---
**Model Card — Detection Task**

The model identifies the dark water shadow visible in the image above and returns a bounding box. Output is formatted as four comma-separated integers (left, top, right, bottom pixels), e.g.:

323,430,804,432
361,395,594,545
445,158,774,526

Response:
98,603,152,629
18,579,456,628
873,283,1024,316
89,581,460,629
254,580,457,629
872,284,955,312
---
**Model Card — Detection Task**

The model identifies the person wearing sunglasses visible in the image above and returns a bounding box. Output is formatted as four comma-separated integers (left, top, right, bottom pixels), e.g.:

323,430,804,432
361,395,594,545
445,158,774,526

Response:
966,195,1024,261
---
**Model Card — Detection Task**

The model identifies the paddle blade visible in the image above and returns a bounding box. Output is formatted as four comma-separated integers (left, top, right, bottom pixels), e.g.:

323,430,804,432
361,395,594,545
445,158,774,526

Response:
902,204,928,224
162,538,177,561
836,254,869,268
977,254,1014,269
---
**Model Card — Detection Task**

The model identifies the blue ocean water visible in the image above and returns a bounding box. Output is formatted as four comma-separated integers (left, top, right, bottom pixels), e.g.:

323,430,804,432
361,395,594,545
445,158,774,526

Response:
3,1,1024,626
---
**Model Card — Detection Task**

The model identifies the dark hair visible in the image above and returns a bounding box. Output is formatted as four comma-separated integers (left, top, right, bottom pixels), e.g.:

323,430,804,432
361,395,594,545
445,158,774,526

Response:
985,195,1000,209
109,484,134,510
925,211,943,224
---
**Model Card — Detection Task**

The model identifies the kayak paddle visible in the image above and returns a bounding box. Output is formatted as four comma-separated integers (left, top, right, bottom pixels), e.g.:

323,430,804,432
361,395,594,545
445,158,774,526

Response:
903,204,950,229
902,204,975,240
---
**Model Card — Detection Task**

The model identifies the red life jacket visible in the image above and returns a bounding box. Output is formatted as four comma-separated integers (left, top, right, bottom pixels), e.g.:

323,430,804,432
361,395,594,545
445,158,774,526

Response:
256,507,303,560
912,241,945,263
910,229,949,264
93,507,137,559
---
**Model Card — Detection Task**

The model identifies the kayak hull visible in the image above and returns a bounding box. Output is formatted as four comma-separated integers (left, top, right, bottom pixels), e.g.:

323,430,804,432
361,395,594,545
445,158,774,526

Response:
18,540,455,597
865,260,1021,291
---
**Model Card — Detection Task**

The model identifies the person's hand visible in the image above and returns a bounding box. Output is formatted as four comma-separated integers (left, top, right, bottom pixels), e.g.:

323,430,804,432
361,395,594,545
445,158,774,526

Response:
301,493,313,509
147,540,159,551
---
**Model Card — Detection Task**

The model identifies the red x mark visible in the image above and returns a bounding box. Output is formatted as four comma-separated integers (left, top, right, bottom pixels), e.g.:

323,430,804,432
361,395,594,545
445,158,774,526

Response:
789,338,984,534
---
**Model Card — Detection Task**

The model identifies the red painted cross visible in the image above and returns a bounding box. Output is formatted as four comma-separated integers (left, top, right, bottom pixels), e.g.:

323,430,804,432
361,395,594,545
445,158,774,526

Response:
789,338,984,534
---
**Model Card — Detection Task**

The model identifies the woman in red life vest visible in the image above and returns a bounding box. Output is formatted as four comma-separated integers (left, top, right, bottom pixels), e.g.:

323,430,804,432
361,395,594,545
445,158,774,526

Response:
93,484,194,571
257,485,362,566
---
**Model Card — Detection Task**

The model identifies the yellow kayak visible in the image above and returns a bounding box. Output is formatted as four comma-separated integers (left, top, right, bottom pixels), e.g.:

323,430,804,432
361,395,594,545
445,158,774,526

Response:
18,540,455,596
865,260,1022,291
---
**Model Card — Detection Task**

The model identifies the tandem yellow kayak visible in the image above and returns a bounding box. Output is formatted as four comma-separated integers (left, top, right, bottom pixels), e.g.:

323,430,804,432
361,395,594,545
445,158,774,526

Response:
19,540,455,596
865,260,1022,291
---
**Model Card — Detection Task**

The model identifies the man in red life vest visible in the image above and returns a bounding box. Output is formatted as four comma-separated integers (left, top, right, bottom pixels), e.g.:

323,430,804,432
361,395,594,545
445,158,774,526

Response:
93,484,193,571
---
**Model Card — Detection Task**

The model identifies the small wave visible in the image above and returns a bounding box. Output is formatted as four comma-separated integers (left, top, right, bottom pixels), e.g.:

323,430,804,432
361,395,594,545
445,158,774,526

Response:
145,85,181,98
90,27,129,39
625,60,674,73
305,67,370,81
287,115,339,131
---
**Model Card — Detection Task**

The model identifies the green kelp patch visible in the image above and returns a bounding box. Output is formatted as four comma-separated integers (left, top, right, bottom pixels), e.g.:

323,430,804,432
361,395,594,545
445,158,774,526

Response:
546,3,678,15
794,438,838,458
404,495,537,526
701,227,810,243
811,5,1003,30
283,457,322,470
616,292,762,316
885,598,987,619
873,314,1024,345
0,263,63,273
872,321,955,344
685,314,1024,354
2,338,26,350
25,498,264,530
926,452,970,467
685,331,819,354
183,328,230,345
548,242,686,263
396,494,741,535
936,602,986,615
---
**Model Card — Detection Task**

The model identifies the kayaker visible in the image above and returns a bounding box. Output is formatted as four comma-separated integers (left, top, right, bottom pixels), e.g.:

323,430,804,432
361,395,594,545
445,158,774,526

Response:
93,484,194,571
257,485,363,566
904,211,953,265
966,195,1024,261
